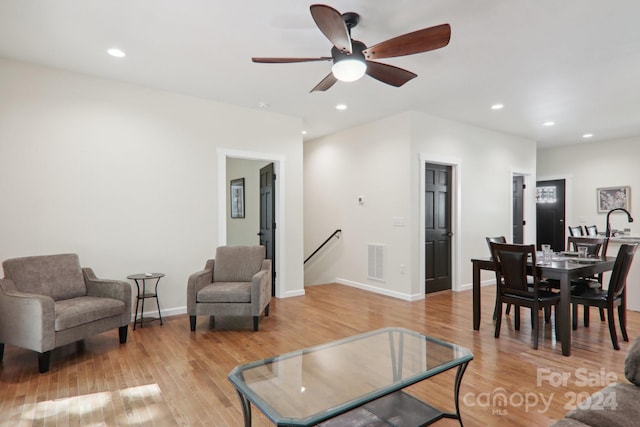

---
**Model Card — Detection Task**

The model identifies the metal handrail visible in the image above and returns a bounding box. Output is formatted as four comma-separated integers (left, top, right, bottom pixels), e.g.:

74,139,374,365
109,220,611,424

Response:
304,229,342,264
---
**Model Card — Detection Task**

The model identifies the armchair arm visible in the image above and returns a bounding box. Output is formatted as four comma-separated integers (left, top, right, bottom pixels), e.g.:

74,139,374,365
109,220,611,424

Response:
0,278,55,352
187,260,214,315
83,268,131,301
83,268,132,325
251,259,272,315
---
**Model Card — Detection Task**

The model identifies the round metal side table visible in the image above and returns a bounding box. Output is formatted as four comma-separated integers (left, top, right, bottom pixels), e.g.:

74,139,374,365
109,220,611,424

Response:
127,273,165,330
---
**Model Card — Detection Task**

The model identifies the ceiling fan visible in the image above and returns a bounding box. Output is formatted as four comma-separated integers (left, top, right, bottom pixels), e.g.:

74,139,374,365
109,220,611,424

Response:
252,4,451,92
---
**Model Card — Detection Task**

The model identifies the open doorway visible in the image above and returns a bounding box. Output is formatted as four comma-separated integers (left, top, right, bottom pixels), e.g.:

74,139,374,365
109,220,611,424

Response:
219,149,284,297
226,158,269,245
259,163,276,295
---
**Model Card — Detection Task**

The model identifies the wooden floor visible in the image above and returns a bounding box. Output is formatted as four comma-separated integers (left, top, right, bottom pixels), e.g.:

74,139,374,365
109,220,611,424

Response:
1,283,638,426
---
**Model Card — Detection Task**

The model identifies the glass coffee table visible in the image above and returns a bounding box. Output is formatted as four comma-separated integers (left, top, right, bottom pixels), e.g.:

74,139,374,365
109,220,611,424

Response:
228,327,473,426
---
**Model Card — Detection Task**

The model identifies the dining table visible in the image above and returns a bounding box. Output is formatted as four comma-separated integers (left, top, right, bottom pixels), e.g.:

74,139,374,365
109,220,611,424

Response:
470,253,617,356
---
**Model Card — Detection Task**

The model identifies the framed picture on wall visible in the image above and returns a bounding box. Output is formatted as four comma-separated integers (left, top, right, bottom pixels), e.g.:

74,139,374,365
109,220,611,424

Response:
230,178,245,218
597,186,631,213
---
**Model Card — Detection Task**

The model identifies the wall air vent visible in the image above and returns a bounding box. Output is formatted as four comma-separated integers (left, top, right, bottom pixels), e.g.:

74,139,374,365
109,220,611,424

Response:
367,244,385,282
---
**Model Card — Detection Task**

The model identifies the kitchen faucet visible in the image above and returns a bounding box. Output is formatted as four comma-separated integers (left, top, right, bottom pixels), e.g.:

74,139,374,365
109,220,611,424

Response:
605,208,634,237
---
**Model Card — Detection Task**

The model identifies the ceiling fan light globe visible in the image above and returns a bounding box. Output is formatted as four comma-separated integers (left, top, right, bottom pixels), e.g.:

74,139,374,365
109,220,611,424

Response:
331,59,367,82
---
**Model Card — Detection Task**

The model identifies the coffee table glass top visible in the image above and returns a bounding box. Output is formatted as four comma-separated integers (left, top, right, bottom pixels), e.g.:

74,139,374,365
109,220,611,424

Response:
228,327,473,426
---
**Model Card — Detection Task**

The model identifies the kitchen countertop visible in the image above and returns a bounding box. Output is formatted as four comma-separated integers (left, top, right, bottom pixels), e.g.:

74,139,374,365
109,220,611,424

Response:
609,236,640,243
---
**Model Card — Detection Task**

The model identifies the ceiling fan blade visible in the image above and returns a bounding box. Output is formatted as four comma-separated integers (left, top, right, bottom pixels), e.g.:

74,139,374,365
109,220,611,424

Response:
310,73,338,92
365,61,417,87
363,24,451,60
310,4,352,54
252,57,332,63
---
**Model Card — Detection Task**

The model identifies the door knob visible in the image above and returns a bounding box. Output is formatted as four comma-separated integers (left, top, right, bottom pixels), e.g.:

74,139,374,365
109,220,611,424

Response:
446,232,453,237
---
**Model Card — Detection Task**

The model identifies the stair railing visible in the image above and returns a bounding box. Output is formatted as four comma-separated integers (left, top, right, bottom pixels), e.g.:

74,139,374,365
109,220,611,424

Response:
304,229,342,264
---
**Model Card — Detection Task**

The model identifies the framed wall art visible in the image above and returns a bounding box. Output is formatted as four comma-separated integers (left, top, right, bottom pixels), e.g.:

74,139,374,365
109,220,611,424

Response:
230,178,245,218
597,186,631,213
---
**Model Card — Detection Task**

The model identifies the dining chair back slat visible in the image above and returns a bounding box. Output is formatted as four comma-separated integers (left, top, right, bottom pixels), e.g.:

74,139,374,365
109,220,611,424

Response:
585,225,599,236
567,236,609,258
489,242,560,349
609,243,638,299
568,226,585,237
496,249,531,295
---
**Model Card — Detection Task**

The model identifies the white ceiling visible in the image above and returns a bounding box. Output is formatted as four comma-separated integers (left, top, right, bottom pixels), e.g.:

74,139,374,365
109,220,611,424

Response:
1,0,639,148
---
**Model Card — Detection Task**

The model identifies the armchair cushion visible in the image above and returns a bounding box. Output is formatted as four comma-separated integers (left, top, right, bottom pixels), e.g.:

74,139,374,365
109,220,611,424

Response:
562,382,639,427
3,254,86,301
213,246,265,282
55,296,126,331
624,336,640,386
197,282,251,303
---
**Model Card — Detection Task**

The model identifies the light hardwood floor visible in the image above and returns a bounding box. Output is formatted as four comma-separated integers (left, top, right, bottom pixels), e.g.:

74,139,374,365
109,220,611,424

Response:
1,283,638,426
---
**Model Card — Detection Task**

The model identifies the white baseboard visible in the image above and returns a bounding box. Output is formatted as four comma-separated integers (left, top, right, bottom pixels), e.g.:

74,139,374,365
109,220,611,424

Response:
280,289,305,298
458,279,495,292
335,278,423,301
127,278,496,322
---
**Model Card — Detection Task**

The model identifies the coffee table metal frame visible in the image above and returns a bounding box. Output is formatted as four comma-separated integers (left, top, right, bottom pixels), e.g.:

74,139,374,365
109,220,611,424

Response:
228,327,473,427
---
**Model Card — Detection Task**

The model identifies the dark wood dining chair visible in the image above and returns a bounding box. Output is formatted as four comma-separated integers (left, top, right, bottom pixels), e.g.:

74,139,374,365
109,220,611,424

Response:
585,225,598,236
486,236,511,318
567,236,609,257
566,236,609,325
489,242,560,350
568,225,585,237
571,243,638,350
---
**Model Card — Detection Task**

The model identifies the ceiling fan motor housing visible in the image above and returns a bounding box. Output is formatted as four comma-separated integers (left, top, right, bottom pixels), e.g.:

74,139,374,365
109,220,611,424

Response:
331,40,367,64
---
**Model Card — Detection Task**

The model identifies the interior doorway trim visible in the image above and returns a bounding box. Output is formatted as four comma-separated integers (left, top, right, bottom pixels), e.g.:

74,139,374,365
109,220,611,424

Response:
217,148,288,298
419,153,462,293
511,169,535,244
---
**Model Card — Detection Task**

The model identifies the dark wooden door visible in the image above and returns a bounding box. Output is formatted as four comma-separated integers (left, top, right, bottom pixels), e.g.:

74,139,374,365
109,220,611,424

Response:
425,163,452,293
259,163,276,295
536,179,566,251
512,175,524,244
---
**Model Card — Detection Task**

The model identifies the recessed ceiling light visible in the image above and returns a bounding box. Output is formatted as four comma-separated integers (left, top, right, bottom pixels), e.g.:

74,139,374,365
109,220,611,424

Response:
107,48,126,58
302,130,307,135
335,104,347,111
491,104,504,110
542,121,555,127
583,133,593,138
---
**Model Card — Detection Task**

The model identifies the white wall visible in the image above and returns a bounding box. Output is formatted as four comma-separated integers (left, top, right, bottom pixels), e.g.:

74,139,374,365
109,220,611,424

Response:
0,58,305,316
304,114,412,298
304,111,537,299
410,111,537,292
537,137,640,235
538,137,640,311
226,159,269,246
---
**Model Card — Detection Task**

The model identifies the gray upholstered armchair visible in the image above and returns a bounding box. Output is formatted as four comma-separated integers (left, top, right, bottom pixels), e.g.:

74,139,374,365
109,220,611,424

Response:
0,253,132,373
187,246,272,332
